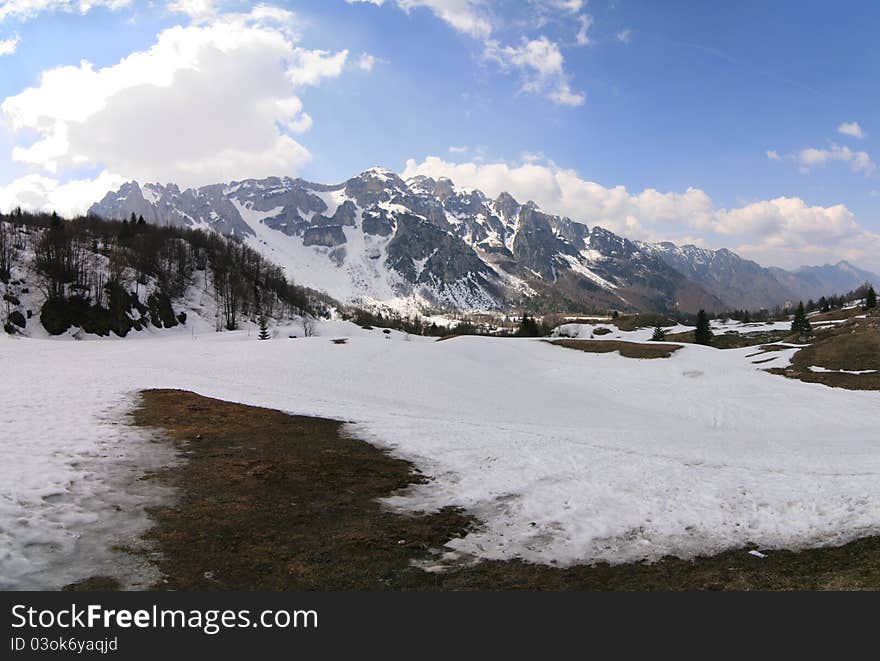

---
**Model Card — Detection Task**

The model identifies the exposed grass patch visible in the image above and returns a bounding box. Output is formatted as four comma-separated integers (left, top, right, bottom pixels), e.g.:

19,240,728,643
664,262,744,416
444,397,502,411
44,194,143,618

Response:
133,389,472,590
808,307,864,323
769,314,880,391
667,329,792,349
746,344,794,358
613,313,674,332
550,339,682,359
119,389,880,591
794,329,880,372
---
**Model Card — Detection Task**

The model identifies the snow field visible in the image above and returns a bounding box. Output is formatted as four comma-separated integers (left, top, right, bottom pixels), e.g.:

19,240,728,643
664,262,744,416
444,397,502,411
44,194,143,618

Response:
2,326,879,588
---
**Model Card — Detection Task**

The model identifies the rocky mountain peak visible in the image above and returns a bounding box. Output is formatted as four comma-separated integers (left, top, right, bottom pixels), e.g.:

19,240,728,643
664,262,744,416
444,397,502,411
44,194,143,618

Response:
88,168,880,314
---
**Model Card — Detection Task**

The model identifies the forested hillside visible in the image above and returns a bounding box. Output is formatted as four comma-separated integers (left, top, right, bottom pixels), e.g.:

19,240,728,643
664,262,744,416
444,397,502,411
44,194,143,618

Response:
0,209,335,338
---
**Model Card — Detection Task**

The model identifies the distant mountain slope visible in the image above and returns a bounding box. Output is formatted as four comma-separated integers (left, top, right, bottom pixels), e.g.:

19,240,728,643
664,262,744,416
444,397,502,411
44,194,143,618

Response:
91,168,725,314
89,168,878,314
640,243,797,311
769,262,880,303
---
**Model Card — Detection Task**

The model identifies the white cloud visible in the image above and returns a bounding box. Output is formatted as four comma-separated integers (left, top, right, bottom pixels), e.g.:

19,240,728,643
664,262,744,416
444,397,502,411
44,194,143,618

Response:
349,0,586,106
396,0,492,38
356,52,383,71
0,8,348,191
286,48,348,86
402,154,880,270
538,0,584,11
448,145,469,153
793,144,875,175
167,0,216,21
0,170,125,216
484,36,584,106
0,35,19,55
346,0,385,5
837,121,866,139
0,0,131,22
766,150,781,161
616,29,631,44
575,14,593,46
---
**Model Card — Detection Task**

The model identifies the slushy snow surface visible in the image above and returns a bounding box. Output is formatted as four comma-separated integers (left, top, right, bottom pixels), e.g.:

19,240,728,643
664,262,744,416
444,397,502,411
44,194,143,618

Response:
2,328,879,588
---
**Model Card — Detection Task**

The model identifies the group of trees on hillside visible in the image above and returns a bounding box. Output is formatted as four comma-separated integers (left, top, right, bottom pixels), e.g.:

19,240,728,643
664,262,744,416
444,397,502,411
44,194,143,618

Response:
0,209,333,336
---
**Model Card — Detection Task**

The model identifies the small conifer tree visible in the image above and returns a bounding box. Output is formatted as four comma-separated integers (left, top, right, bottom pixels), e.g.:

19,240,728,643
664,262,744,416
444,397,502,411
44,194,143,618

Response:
866,285,877,309
650,326,666,341
694,310,713,346
517,313,541,337
790,301,812,339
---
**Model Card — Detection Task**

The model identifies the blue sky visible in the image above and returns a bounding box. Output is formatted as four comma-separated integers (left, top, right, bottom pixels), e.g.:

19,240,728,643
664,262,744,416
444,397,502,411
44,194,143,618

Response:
0,0,878,271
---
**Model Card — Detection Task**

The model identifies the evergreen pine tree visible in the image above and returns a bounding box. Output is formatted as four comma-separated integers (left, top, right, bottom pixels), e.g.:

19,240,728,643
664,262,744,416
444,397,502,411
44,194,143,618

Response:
258,315,270,340
866,285,877,309
694,309,712,346
650,326,666,341
790,301,812,338
517,313,541,337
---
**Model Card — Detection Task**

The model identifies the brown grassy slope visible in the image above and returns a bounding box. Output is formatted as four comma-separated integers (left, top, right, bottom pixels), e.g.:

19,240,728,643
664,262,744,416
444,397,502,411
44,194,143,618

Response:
550,339,681,359
612,313,675,332
769,309,880,391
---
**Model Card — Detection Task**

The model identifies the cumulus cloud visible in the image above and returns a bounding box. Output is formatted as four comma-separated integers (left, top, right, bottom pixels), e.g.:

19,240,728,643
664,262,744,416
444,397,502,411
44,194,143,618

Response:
0,170,125,216
765,150,781,161
616,29,631,44
0,7,349,196
402,155,880,270
484,36,584,106
0,0,131,22
0,35,19,55
793,144,875,175
837,121,866,139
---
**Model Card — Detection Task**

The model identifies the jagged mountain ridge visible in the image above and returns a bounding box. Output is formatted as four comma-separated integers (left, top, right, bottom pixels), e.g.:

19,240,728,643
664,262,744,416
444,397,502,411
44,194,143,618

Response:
89,168,879,314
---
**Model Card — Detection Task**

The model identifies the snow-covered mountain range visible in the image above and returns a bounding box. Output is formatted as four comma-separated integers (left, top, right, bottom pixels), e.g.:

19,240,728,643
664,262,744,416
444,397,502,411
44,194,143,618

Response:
89,167,879,314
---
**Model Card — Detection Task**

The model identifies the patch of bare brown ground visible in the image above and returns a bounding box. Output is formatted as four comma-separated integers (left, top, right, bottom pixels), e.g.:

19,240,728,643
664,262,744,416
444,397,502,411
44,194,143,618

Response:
612,313,674,332
550,339,681,359
68,388,880,591
769,311,880,391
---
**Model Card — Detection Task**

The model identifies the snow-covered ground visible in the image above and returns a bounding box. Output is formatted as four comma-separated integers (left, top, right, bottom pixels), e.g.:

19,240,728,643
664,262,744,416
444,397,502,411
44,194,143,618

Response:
2,325,879,589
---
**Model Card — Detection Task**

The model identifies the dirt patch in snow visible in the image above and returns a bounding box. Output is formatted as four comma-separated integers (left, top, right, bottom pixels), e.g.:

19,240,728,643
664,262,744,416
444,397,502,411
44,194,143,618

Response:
612,313,674,332
130,389,472,590
550,339,682,359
